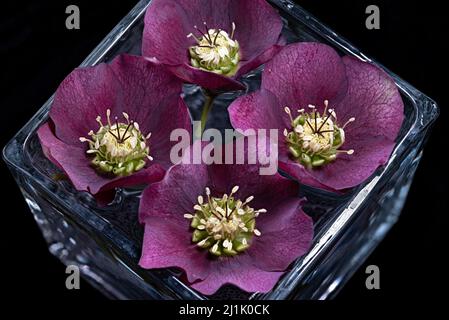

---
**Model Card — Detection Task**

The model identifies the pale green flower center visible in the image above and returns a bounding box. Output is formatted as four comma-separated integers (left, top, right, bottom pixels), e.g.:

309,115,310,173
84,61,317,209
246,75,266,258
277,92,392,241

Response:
284,100,355,169
187,22,240,76
184,186,266,257
79,109,153,176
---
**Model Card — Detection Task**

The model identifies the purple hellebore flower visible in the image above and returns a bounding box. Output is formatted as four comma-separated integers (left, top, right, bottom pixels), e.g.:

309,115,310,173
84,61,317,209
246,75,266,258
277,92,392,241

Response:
229,43,404,192
138,145,313,295
38,54,191,201
142,0,284,91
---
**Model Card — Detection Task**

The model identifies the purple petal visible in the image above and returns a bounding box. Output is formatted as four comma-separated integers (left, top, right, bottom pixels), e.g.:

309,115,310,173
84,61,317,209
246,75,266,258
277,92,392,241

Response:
278,159,335,191
140,216,285,294
204,162,314,273
236,44,283,78
139,162,210,223
335,56,404,141
142,0,192,65
38,122,99,192
167,64,245,91
248,199,313,271
138,144,314,293
38,122,165,196
281,137,397,191
188,199,313,294
262,42,348,108
191,255,284,295
104,55,187,136
50,55,184,146
207,162,299,213
229,89,287,132
142,0,232,65
49,63,117,146
143,0,282,90
140,138,296,223
140,96,192,168
230,0,283,62
98,165,165,195
40,54,189,197
139,218,212,283
279,57,404,190
229,90,294,187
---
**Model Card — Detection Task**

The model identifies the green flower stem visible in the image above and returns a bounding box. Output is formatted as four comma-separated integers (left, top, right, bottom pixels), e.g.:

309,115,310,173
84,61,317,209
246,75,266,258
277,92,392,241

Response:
199,90,217,136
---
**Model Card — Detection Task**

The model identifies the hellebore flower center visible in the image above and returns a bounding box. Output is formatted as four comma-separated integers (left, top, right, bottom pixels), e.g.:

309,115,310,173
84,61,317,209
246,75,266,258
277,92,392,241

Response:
184,186,266,257
283,100,355,169
79,109,153,176
188,22,240,76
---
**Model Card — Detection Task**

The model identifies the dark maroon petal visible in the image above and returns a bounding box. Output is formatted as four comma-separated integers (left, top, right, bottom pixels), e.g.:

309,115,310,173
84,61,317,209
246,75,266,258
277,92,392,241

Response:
189,204,313,294
167,64,245,91
287,138,397,191
138,141,314,293
105,55,186,136
49,63,117,146
38,122,96,192
139,139,295,223
139,218,212,283
229,89,287,133
139,159,212,284
205,162,313,273
236,44,283,78
40,54,189,197
207,163,299,213
335,56,404,141
191,255,284,295
261,42,348,108
140,201,310,294
139,215,285,293
92,189,117,207
140,213,288,293
142,0,193,65
143,0,282,90
140,97,191,169
278,139,385,192
38,122,69,172
278,159,334,191
230,0,283,62
38,122,166,195
248,199,313,271
97,165,166,195
143,0,232,66
50,55,184,146
139,163,210,223
279,57,404,191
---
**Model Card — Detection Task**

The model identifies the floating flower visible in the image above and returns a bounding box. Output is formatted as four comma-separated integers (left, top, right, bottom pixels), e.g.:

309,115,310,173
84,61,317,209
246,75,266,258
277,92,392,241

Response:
142,0,284,91
229,43,404,191
38,54,191,200
138,146,313,294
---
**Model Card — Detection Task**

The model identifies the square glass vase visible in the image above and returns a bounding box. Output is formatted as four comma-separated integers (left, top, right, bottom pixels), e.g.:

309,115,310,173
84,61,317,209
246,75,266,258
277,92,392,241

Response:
3,0,438,300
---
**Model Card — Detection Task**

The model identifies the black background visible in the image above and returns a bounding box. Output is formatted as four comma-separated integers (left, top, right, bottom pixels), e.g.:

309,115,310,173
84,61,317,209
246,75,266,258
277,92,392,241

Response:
0,0,447,304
